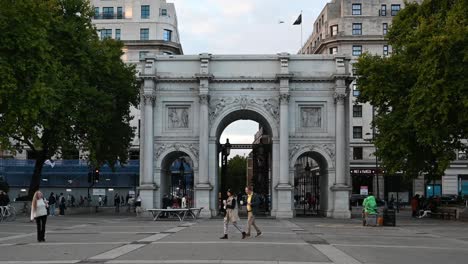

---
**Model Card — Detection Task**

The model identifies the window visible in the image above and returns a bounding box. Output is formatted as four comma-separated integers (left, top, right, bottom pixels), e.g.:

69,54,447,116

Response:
352,4,361,15
117,7,123,19
94,7,99,19
380,4,387,16
353,84,360,96
383,23,388,35
321,15,324,25
329,47,338,54
459,151,467,160
139,51,149,60
353,147,363,160
352,45,362,56
353,126,363,139
330,25,338,36
352,23,362,35
391,4,401,16
141,5,150,19
115,29,121,40
100,29,112,39
160,8,168,16
383,45,389,55
353,105,362,117
140,28,149,40
102,7,114,19
163,29,172,41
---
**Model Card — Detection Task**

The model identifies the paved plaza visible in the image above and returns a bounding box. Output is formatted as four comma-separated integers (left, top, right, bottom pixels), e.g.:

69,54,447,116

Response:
0,212,467,264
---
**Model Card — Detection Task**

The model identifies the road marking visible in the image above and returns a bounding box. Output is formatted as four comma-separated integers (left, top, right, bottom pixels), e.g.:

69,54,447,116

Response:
313,244,361,264
106,261,331,264
89,244,146,260
332,243,468,251
24,241,131,246
150,241,309,245
163,227,186,233
138,233,170,242
0,261,80,264
0,233,34,242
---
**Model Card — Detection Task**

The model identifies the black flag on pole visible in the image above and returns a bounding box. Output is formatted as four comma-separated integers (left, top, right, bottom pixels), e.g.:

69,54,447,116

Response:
293,14,302,25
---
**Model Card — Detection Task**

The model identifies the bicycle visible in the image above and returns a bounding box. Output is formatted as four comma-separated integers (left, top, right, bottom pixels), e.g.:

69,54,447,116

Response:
0,205,16,222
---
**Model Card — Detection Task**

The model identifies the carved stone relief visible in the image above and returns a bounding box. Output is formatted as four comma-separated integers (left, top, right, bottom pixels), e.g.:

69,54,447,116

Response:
154,143,199,163
209,96,280,124
168,107,189,129
289,143,336,167
300,107,322,128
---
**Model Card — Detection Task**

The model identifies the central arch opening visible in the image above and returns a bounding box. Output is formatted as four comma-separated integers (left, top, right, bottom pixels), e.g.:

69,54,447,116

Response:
215,109,274,216
294,151,329,216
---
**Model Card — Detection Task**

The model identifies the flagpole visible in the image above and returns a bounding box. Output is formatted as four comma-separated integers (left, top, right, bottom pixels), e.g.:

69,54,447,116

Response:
300,10,303,54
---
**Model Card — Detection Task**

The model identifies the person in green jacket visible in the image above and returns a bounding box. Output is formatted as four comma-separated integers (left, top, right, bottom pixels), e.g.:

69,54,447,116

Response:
363,195,378,216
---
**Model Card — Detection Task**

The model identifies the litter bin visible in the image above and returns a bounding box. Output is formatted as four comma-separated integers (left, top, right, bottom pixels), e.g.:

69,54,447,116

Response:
383,208,396,226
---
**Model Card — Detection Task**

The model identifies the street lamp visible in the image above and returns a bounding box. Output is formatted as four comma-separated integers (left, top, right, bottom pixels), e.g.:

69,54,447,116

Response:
304,161,311,215
366,107,380,200
220,138,231,198
179,158,185,196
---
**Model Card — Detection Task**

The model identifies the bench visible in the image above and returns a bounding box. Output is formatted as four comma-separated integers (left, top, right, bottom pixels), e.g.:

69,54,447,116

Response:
146,207,204,222
429,208,457,220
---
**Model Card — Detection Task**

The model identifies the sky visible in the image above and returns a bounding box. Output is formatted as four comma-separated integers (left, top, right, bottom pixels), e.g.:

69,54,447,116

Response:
170,0,331,157
171,0,331,54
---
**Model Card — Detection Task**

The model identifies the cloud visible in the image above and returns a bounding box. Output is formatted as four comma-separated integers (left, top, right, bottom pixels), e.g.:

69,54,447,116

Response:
170,0,330,54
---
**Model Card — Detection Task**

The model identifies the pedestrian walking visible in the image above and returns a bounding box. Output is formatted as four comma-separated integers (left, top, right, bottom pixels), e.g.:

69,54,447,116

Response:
411,194,420,218
48,192,56,216
58,193,66,215
114,194,121,213
244,186,262,238
220,189,246,239
30,190,48,242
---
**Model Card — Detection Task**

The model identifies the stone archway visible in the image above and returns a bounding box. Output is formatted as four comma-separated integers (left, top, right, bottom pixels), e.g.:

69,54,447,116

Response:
138,53,352,218
208,107,278,216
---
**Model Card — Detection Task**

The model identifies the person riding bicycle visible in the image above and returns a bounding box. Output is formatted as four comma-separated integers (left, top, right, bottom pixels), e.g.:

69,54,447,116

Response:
0,191,10,206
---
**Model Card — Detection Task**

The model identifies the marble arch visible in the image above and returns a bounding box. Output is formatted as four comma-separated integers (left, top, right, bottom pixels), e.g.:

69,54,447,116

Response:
138,53,353,218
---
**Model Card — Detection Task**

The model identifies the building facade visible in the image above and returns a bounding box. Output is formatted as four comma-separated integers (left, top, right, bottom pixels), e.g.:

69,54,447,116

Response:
302,0,468,201
1,1,184,199
139,53,353,218
91,0,183,157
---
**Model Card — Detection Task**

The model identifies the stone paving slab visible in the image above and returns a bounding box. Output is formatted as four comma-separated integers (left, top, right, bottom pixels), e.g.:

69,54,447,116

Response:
115,243,331,262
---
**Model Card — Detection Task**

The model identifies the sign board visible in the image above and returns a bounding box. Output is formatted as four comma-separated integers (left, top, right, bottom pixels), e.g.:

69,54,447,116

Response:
92,188,106,196
360,186,369,196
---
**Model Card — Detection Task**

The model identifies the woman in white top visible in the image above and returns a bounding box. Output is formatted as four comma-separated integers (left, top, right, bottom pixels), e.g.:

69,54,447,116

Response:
30,191,48,242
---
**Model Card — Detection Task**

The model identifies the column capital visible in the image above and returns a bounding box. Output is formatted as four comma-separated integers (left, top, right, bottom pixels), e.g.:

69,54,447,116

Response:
199,94,210,105
143,94,156,105
279,93,290,104
333,92,346,104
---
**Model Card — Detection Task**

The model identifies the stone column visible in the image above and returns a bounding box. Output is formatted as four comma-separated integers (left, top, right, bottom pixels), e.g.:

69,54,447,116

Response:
330,77,351,219
198,94,210,186
279,93,290,186
194,53,213,217
139,90,157,210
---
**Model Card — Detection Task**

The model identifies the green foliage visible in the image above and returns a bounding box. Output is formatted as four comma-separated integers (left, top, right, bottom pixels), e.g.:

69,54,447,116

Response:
225,155,247,194
355,0,468,181
0,0,139,196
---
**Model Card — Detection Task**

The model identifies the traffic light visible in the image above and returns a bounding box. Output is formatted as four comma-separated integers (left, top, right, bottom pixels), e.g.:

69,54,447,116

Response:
94,168,100,182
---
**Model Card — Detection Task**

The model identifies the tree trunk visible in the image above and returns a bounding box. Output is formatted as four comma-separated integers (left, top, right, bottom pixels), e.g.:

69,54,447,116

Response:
28,152,47,198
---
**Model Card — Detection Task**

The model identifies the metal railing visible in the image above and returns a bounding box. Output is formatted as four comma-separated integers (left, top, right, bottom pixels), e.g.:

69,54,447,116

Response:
93,13,125,20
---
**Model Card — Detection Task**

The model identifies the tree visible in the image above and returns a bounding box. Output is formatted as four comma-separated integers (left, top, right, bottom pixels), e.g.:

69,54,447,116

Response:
354,0,468,182
0,0,139,197
225,155,247,194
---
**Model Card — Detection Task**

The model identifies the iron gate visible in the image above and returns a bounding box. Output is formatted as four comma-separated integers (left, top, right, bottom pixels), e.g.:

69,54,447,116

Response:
251,143,272,215
294,158,320,216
